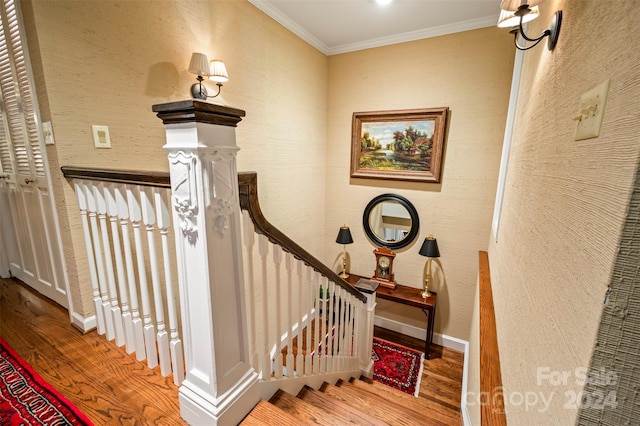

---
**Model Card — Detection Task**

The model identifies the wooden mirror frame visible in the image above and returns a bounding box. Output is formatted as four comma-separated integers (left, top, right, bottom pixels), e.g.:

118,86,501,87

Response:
362,193,420,250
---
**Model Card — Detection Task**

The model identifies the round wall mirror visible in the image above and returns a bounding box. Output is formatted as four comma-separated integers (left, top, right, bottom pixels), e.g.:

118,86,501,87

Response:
362,194,420,250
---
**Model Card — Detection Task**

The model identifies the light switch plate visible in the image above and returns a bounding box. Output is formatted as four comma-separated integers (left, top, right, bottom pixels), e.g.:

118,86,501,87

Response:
42,121,54,145
575,79,610,141
92,125,111,148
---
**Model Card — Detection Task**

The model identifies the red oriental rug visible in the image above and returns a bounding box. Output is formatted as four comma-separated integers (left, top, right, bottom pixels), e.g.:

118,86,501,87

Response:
0,337,93,425
372,337,424,397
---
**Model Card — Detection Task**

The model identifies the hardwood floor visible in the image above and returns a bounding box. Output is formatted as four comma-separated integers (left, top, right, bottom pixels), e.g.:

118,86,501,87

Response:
374,326,464,417
0,277,185,425
0,277,464,425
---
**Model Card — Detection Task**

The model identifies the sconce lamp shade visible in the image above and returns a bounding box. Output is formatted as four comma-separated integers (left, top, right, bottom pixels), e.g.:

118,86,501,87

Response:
188,52,210,76
500,0,544,12
497,5,539,27
209,60,229,83
336,226,354,245
419,236,440,258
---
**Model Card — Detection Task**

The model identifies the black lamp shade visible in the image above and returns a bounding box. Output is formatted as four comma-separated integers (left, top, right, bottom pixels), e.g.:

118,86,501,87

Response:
336,226,353,244
419,237,440,258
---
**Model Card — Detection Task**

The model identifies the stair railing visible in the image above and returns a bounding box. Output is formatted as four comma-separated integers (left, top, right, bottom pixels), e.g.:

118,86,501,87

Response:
62,99,375,425
238,172,372,383
61,166,184,386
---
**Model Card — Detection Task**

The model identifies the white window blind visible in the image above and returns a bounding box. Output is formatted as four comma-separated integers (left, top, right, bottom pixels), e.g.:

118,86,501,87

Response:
0,0,43,178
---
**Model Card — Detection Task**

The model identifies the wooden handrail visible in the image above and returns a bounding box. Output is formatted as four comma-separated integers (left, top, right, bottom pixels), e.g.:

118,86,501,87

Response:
60,166,365,303
61,166,170,188
479,251,507,425
239,172,366,302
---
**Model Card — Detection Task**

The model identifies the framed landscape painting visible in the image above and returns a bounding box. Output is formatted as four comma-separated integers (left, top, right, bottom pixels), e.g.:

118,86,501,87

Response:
350,107,449,183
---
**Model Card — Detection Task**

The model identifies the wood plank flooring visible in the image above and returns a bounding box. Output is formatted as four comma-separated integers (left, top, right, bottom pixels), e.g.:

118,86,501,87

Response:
0,277,464,425
0,277,185,425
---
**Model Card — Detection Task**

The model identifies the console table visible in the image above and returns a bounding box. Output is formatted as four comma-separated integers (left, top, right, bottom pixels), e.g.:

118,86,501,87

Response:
345,274,437,359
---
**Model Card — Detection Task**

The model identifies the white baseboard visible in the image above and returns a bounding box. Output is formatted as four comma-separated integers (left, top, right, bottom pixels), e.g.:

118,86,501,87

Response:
373,315,467,352
460,339,471,425
70,311,97,333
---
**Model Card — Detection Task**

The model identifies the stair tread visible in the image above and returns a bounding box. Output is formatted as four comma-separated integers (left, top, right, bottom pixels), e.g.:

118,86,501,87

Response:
320,382,429,426
240,399,310,426
350,377,462,422
297,385,387,426
421,371,463,412
270,389,356,425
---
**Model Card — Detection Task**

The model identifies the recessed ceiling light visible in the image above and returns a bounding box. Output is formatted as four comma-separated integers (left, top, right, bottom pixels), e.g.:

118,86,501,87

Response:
375,0,393,5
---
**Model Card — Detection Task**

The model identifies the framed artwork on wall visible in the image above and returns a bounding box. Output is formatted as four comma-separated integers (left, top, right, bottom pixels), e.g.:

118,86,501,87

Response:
350,107,449,183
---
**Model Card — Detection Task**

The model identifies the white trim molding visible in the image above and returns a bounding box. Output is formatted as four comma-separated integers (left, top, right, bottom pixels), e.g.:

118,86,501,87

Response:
461,339,472,426
373,315,467,352
492,38,525,241
70,312,97,333
248,0,496,56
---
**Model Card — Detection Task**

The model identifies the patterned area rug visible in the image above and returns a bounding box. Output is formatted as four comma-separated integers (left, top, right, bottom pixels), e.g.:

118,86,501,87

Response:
372,337,424,397
0,337,93,425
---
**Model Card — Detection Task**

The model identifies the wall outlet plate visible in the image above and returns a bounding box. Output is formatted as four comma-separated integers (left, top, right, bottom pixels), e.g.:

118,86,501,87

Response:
92,125,111,148
575,79,610,141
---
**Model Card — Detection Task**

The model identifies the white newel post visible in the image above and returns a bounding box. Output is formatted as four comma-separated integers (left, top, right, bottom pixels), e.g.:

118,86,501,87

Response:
359,291,376,378
153,100,259,425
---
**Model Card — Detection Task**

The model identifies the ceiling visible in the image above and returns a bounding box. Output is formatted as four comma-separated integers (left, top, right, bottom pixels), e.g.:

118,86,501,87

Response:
248,0,502,55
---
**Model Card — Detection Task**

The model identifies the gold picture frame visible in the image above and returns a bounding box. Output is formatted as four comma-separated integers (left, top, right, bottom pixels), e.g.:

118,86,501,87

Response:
350,107,449,183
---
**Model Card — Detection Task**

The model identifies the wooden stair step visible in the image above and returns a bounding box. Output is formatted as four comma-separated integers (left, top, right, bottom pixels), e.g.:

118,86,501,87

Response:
297,385,387,425
346,378,459,425
320,381,427,426
269,389,350,425
240,400,307,426
420,371,463,412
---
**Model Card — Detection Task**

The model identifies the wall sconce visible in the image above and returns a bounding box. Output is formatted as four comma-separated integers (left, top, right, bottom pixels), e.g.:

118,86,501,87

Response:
419,235,440,298
188,52,229,100
336,225,354,279
498,0,562,51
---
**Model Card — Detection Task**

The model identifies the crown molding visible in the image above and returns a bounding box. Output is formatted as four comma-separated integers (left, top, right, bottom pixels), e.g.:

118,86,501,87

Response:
248,0,330,54
327,15,497,55
248,0,497,56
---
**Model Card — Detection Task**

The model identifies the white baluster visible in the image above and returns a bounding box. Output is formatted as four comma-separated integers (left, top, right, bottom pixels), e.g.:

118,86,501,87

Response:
347,295,356,366
103,183,126,348
127,185,158,369
154,187,184,385
74,180,105,335
242,212,257,370
85,182,112,338
140,187,170,375
340,290,349,371
295,260,304,377
313,272,321,375
284,252,294,378
115,184,145,359
318,276,327,374
272,245,283,379
258,234,270,379
93,182,121,342
304,267,312,376
352,297,361,370
327,280,336,373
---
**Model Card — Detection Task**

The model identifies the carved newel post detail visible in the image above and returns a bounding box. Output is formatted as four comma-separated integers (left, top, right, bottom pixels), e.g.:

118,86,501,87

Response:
153,100,259,425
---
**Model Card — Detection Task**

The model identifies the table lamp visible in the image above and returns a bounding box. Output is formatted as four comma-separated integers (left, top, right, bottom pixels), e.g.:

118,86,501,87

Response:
419,235,440,298
336,225,354,278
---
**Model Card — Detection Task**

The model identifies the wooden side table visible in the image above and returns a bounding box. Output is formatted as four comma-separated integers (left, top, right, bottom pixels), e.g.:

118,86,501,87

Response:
345,274,437,359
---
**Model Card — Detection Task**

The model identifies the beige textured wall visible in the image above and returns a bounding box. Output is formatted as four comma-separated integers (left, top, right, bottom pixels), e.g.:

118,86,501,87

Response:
24,0,328,315
325,27,514,340
488,0,640,424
